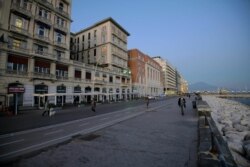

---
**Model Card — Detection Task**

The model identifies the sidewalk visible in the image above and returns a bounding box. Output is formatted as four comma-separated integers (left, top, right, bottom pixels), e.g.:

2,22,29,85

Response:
10,97,198,167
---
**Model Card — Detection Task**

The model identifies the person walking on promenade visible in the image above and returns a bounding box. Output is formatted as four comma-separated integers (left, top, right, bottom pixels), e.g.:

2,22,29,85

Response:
42,100,49,116
178,97,185,115
146,96,149,108
91,98,96,112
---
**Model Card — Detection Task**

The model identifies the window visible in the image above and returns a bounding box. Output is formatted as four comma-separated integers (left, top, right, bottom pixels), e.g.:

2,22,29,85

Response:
38,25,45,36
12,39,21,48
94,49,96,56
59,2,64,11
88,32,90,40
38,7,49,18
15,18,23,28
35,66,49,74
82,35,84,41
56,32,62,42
86,72,91,79
37,45,44,54
56,16,64,26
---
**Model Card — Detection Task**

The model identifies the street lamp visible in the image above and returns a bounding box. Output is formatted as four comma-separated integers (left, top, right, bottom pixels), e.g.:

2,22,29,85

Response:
92,54,104,101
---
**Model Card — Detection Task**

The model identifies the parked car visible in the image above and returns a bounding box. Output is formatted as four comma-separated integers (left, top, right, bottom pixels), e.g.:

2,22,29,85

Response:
148,96,156,100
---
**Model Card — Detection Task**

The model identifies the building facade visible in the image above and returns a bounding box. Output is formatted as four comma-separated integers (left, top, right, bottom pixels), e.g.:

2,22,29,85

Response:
70,18,132,103
128,49,163,97
153,56,177,95
0,0,73,108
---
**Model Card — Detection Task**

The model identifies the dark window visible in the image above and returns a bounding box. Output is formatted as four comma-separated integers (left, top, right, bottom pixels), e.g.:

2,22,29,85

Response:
82,35,84,41
75,70,81,78
88,32,90,39
94,49,96,56
109,76,113,83
86,72,91,79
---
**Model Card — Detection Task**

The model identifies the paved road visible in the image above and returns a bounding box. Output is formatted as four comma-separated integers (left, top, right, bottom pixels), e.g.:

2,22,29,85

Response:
0,98,169,135
1,96,198,167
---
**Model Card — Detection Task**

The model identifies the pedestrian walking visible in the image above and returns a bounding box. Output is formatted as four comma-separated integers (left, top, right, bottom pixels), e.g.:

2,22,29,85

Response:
146,96,149,108
178,97,185,115
91,98,96,112
42,100,50,116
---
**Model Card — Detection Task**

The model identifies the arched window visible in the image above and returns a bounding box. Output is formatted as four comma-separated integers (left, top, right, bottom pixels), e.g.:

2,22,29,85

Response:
57,84,66,93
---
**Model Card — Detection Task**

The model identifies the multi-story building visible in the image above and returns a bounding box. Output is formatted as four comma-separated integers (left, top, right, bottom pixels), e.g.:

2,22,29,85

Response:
70,17,132,103
128,49,163,97
0,0,74,110
153,56,177,95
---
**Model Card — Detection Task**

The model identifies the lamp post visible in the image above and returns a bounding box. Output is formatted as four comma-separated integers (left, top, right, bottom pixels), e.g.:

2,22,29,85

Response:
92,55,104,101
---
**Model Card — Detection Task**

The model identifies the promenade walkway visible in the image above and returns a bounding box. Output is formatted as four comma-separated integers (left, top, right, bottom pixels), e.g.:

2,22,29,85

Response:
4,96,198,167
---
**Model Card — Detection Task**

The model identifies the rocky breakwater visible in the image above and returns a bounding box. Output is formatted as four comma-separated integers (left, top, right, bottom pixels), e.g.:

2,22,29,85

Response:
203,95,250,167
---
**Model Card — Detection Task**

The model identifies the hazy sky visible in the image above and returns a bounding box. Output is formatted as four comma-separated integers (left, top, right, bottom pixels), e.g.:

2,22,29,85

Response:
71,0,250,90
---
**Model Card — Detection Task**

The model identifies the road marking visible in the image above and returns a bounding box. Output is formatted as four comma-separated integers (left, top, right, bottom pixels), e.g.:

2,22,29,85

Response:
44,130,63,136
100,117,109,121
0,139,24,147
79,122,89,127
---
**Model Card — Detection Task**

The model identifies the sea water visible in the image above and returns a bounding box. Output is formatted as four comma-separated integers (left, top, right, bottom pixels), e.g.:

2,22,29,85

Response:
228,98,250,107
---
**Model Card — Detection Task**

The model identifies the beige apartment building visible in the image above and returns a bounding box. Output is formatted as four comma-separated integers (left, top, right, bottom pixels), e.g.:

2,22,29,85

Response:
0,0,76,110
153,56,177,95
70,17,132,103
128,49,163,97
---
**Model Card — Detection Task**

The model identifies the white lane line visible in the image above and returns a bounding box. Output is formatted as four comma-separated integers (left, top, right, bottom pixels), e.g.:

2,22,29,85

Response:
44,130,63,136
100,117,109,121
0,139,24,147
79,122,89,127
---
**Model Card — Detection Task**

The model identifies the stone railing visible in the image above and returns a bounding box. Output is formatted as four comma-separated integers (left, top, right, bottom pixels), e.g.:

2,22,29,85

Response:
196,98,237,167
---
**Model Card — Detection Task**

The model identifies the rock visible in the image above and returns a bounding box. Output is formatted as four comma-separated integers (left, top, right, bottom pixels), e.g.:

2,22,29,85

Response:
231,151,250,167
221,126,234,135
243,143,250,160
234,124,248,132
240,119,250,127
244,133,250,141
225,131,245,142
228,141,244,155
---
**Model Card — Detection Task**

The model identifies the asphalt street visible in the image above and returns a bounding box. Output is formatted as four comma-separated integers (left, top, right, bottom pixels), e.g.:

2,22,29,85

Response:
1,96,198,166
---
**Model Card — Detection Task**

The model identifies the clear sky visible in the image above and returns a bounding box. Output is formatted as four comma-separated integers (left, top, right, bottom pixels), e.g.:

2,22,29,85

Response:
71,0,250,90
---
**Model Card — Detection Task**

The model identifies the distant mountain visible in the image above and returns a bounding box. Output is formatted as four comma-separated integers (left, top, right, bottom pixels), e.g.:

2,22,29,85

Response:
189,82,217,92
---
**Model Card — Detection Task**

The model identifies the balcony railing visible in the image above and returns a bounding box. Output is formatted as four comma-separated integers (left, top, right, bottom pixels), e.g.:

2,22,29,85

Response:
56,75,69,80
32,72,55,80
54,41,67,48
10,25,30,36
11,3,32,17
5,69,28,76
54,24,68,33
8,43,29,54
38,0,53,9
34,34,50,43
35,15,52,26
55,7,70,18
57,56,69,63
32,49,49,57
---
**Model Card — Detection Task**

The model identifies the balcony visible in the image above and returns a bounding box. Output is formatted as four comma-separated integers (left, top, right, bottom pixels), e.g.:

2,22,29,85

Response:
34,34,50,43
57,56,69,64
10,25,30,36
35,15,52,26
54,24,68,33
8,43,29,54
31,72,55,80
55,7,70,18
54,41,67,49
56,75,69,80
4,69,28,77
37,0,53,9
11,3,32,18
32,50,56,59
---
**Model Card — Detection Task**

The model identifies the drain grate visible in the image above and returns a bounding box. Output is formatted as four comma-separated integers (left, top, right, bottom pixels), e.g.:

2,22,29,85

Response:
81,134,101,141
